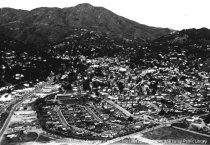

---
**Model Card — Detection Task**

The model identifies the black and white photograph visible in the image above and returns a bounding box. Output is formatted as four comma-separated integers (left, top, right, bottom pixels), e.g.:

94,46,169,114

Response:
0,0,210,145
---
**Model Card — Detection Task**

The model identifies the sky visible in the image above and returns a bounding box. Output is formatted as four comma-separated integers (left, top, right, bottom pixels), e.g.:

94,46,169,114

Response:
0,0,209,30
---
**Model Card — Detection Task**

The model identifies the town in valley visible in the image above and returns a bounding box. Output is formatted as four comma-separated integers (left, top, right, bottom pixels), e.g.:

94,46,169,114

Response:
0,2,210,145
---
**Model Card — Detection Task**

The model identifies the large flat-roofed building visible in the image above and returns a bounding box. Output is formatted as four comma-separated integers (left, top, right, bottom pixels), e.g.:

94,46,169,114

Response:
14,110,36,117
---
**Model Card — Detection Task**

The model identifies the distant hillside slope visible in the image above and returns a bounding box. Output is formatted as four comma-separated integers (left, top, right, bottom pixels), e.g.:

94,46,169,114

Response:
153,28,210,44
151,28,210,71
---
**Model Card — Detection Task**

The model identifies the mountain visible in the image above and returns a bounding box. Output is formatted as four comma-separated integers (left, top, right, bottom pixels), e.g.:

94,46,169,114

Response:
0,3,172,46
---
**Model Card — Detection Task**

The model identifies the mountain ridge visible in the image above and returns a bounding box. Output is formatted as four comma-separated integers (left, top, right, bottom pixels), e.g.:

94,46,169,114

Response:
0,3,172,46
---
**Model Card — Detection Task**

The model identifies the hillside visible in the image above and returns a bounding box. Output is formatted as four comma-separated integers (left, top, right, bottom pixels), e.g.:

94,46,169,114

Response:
0,34,68,87
132,28,210,72
0,3,171,46
0,28,143,87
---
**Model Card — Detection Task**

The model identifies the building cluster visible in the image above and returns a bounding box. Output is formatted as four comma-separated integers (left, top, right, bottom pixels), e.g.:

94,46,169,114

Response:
47,41,210,138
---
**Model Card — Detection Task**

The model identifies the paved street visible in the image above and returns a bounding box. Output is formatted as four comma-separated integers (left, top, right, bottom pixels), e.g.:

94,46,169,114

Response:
105,100,134,117
85,106,103,122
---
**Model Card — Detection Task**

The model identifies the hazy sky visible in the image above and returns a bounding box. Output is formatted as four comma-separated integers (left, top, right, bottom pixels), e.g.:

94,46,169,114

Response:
0,0,209,30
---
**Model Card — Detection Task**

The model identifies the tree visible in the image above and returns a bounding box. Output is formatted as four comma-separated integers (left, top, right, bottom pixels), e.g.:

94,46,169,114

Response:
158,109,166,116
127,116,134,122
204,113,210,124
118,82,124,93
83,79,91,91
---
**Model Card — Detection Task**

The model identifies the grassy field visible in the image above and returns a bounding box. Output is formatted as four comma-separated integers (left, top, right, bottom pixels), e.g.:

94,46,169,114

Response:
143,127,210,144
111,137,149,145
36,135,52,143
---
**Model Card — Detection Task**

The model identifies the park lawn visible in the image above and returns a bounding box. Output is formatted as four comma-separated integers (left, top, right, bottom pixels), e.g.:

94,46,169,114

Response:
36,134,52,143
143,127,210,144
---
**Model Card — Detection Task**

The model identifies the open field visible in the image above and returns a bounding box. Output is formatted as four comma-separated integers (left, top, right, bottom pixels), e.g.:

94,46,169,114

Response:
36,135,52,143
109,137,150,145
143,127,210,144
